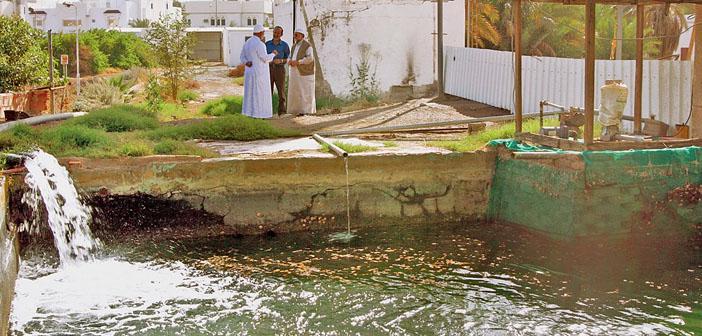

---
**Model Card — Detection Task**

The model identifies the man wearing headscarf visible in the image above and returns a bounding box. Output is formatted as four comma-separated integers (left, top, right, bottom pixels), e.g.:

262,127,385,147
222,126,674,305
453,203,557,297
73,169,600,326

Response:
287,28,316,116
240,24,277,119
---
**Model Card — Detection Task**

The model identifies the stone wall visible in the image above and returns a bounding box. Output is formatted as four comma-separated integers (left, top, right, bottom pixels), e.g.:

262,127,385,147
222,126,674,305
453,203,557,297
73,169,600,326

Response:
65,152,496,235
0,176,19,336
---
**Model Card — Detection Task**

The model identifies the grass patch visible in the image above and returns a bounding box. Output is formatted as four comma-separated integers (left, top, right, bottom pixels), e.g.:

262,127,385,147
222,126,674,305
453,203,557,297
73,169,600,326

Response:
322,141,375,154
201,96,243,116
433,118,604,152
146,114,298,141
382,141,398,148
68,105,159,132
177,90,200,103
157,102,205,122
119,140,154,157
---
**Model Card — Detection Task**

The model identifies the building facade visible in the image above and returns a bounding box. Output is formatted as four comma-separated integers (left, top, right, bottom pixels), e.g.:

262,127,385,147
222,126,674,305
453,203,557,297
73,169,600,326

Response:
181,0,272,28
15,0,181,32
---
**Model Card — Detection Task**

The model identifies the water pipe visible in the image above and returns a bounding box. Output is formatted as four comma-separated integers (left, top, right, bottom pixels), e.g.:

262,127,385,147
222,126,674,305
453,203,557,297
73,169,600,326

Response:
0,112,87,133
312,134,349,158
318,109,572,137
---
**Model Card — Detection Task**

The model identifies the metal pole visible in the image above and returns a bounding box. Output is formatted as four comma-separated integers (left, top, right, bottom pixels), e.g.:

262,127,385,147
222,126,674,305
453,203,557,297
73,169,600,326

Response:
634,5,644,134
514,0,523,133
691,5,702,138
292,0,297,33
48,30,54,114
75,5,80,97
584,0,595,145
437,0,444,97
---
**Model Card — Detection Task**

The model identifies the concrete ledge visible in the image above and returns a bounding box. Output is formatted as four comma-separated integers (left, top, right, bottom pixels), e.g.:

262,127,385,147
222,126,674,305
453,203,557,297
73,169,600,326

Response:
63,152,496,235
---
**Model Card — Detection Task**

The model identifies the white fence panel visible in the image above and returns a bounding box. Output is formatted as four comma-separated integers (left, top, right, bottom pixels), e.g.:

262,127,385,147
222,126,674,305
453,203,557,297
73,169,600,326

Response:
444,47,693,128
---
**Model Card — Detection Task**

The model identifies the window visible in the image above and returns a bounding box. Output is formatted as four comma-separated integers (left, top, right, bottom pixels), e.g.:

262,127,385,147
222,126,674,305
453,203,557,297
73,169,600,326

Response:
150,3,153,9
166,3,168,9
221,18,225,26
106,1,110,7
252,18,257,25
210,18,215,26
62,19,81,26
247,17,251,26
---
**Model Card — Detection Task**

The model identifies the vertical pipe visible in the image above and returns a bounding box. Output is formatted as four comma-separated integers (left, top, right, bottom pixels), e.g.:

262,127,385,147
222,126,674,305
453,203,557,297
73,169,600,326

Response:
292,0,297,34
514,0,523,133
437,0,445,97
634,4,644,134
48,30,54,114
75,6,80,97
584,0,596,144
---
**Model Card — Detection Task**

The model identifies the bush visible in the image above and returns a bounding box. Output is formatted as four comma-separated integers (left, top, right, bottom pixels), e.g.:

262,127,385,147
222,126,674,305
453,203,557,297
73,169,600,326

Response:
178,90,199,103
153,139,180,154
0,16,50,92
40,125,110,152
0,124,38,151
119,141,153,157
147,114,296,141
73,78,126,111
69,105,159,132
201,96,243,116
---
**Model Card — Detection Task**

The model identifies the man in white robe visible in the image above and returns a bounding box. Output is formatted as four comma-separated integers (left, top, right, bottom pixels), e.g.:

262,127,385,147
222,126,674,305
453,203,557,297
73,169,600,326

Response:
287,28,316,116
240,24,277,119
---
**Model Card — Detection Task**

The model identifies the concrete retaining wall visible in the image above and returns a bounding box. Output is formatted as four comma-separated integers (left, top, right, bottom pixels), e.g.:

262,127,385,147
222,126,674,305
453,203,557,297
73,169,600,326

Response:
0,176,19,336
65,152,496,235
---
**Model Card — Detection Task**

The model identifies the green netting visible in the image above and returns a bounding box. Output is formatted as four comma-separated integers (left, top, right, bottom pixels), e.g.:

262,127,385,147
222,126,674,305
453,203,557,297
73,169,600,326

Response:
487,139,564,152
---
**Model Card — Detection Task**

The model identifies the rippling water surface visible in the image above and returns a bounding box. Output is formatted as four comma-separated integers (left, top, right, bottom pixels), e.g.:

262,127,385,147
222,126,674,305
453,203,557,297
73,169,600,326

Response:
11,223,702,335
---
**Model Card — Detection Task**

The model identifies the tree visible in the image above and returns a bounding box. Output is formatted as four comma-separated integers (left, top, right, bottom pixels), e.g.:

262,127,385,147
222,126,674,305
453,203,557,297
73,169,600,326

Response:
0,15,49,93
145,14,194,100
129,19,150,28
646,4,687,59
467,0,501,48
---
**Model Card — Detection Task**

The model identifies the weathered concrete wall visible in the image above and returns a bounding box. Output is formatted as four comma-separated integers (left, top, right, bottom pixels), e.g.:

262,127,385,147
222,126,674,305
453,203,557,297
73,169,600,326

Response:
273,0,466,96
64,153,495,235
488,147,702,240
0,176,19,336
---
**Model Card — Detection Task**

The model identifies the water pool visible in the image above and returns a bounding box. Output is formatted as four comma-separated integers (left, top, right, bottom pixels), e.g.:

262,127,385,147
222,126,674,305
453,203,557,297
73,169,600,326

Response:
11,222,702,335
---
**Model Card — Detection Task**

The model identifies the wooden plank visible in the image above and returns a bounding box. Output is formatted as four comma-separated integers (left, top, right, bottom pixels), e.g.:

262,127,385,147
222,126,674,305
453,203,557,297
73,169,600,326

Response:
584,0,596,144
514,0,523,133
692,5,702,138
587,138,702,150
532,0,702,4
635,4,644,134
515,132,588,151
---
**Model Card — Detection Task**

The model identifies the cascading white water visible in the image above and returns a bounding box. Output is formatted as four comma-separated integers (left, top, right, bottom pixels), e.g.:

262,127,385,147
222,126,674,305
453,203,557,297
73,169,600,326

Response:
21,149,101,265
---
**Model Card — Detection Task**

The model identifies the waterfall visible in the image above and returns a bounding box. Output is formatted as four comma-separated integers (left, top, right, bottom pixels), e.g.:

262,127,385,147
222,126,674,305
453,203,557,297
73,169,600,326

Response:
21,150,100,265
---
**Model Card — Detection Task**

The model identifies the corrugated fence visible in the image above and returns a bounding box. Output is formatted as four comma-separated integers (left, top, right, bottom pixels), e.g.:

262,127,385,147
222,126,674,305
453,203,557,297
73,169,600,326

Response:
444,47,693,127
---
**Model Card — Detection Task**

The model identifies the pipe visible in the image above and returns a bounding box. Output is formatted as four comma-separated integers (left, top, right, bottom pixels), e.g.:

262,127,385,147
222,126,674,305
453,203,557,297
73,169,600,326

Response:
513,151,581,160
541,101,655,124
312,134,348,158
0,112,86,133
319,109,571,137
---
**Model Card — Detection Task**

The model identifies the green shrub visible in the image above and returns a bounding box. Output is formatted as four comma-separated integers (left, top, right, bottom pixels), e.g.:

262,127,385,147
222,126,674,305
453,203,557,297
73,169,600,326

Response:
40,125,110,151
147,114,296,141
322,141,375,154
0,124,38,151
153,139,180,154
0,16,50,93
201,96,243,116
119,141,153,157
73,78,126,111
177,90,199,102
69,105,159,132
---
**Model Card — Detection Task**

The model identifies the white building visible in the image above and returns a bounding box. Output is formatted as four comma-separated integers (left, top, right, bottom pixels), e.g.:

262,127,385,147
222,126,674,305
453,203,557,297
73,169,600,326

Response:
272,0,465,97
181,0,272,28
18,0,181,32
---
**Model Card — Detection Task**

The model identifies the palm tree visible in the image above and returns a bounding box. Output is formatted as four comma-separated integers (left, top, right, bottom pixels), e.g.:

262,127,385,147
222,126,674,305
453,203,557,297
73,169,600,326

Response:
468,0,502,48
645,4,687,59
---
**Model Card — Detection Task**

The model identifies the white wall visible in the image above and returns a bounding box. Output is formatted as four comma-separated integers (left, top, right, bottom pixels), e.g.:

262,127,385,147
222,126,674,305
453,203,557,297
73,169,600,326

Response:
444,47,693,129
0,1,15,16
273,0,465,97
225,27,261,66
182,0,271,28
21,0,180,32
